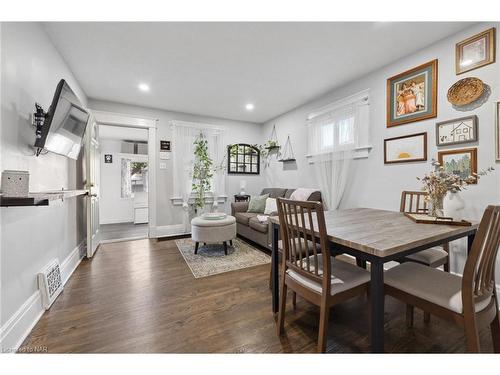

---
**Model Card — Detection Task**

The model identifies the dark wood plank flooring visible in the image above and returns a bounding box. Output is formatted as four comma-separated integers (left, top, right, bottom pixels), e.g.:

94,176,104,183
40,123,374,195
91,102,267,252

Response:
21,238,495,353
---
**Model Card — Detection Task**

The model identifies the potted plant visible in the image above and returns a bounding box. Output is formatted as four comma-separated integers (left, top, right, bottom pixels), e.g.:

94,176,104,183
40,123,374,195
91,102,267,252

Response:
417,160,493,218
192,133,213,213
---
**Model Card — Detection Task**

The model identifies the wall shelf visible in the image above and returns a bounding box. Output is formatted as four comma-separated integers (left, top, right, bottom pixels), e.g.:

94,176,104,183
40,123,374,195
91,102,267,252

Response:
0,190,88,207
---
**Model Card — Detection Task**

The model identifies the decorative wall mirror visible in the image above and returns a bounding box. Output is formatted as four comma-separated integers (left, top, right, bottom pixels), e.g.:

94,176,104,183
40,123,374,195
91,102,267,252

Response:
227,143,260,175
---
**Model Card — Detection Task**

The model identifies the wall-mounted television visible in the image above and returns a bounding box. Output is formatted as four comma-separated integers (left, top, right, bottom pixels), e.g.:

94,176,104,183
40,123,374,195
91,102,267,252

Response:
34,79,89,160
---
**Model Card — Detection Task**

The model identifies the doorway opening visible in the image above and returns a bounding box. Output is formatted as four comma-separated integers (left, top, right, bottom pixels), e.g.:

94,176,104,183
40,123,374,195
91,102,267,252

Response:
98,125,150,242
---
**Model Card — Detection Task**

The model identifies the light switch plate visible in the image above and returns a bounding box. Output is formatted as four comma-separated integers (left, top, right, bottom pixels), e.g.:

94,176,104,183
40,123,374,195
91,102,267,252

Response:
159,162,167,170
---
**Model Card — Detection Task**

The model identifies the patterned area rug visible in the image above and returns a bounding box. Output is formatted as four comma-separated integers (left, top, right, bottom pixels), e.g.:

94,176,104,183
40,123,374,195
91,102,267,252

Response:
175,238,271,278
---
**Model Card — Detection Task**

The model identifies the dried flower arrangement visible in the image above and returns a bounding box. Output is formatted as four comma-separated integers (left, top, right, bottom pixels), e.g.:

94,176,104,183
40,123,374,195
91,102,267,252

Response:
417,159,494,217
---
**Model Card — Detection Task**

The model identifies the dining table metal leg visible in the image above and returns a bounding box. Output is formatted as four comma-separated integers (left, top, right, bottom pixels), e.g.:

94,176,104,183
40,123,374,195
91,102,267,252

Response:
370,259,385,353
271,222,280,314
467,233,475,255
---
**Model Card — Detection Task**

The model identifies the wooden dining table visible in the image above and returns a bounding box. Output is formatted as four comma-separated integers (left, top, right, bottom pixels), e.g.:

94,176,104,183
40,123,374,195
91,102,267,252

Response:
269,207,478,353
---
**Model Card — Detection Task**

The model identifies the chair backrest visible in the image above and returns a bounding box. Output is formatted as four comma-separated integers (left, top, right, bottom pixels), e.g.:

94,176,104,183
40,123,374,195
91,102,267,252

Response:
276,198,331,293
400,191,429,214
462,205,500,312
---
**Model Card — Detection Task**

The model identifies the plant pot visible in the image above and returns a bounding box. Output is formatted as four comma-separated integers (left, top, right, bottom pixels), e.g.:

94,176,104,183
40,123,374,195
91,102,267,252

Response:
443,192,465,221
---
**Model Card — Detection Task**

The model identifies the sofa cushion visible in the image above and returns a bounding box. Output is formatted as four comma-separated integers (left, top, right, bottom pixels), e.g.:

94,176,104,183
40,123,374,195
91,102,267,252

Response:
308,191,322,202
261,188,287,198
235,212,257,225
247,193,269,213
285,189,321,202
264,197,278,215
249,217,269,233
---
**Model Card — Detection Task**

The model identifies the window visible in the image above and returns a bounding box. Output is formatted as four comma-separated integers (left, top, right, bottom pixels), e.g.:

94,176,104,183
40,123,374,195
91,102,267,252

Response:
307,89,370,158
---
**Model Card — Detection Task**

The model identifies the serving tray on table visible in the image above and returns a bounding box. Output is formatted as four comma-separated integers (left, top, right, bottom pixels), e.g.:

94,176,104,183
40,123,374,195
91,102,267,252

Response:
404,213,472,226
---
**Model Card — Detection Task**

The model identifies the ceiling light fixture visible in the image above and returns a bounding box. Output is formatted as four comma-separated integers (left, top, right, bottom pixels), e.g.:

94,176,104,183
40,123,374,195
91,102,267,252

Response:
245,103,254,111
138,83,150,92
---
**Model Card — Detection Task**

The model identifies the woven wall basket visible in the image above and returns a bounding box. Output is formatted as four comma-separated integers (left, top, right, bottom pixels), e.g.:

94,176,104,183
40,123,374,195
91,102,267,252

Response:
447,77,485,106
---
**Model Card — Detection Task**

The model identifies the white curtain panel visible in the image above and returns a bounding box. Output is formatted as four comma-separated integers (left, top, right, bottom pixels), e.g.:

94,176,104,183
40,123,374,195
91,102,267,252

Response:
172,121,226,229
120,158,132,198
307,102,359,210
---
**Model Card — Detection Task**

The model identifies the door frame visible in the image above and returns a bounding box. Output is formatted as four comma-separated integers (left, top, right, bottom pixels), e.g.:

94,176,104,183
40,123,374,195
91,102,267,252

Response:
92,110,158,239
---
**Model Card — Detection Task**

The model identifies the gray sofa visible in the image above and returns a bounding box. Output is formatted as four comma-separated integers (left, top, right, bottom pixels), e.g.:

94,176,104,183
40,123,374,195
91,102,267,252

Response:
230,188,322,249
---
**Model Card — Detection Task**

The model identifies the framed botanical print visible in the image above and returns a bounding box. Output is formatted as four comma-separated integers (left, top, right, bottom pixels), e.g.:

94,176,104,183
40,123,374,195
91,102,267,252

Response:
496,102,500,161
436,115,478,147
384,132,427,164
387,60,438,127
438,148,477,184
456,27,496,75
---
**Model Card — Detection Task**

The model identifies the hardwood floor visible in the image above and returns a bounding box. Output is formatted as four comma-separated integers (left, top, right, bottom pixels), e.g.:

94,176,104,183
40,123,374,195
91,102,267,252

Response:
20,238,495,353
100,222,149,241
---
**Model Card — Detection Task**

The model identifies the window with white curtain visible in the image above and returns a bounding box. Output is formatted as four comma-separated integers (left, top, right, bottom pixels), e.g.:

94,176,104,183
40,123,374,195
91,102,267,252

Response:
306,90,370,211
307,89,370,158
171,120,226,204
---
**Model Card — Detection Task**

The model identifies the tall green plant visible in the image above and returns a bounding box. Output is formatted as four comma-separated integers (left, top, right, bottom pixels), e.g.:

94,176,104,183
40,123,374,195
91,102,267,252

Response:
192,133,213,212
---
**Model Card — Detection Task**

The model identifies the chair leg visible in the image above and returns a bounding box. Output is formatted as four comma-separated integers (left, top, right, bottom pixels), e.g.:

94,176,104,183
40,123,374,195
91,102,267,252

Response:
276,281,287,336
223,241,228,256
194,242,199,254
356,258,367,269
292,292,297,310
464,319,481,353
406,304,414,328
423,311,431,324
490,309,500,353
443,261,450,273
443,243,450,273
317,303,330,353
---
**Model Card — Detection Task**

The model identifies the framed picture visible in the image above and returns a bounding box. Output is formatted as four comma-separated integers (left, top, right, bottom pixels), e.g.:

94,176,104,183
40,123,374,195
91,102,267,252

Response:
387,60,438,127
496,102,500,161
438,148,478,184
384,132,427,164
436,115,478,147
456,27,496,75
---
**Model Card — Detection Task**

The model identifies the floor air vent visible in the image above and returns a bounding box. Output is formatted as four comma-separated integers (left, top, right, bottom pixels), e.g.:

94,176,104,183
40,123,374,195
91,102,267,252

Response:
38,259,63,309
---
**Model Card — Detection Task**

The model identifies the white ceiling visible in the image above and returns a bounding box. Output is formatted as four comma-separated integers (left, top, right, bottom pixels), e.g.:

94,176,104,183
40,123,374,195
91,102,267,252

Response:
99,125,148,142
44,22,473,123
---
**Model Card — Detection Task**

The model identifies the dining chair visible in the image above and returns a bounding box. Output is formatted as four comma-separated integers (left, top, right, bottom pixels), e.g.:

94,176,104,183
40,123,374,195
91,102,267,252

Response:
275,198,370,353
400,191,451,324
400,191,450,272
384,205,500,353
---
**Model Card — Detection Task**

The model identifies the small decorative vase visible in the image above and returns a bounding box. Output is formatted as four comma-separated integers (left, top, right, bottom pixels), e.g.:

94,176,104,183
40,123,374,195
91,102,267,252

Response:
429,194,444,217
443,191,465,221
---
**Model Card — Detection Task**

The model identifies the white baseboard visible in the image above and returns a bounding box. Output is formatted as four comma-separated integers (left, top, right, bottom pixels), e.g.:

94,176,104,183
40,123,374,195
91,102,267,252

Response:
100,219,134,225
154,224,189,238
60,241,86,285
0,241,86,353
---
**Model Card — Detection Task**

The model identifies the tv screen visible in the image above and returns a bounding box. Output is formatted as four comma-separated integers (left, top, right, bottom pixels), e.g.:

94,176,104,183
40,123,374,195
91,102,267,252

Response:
35,79,89,160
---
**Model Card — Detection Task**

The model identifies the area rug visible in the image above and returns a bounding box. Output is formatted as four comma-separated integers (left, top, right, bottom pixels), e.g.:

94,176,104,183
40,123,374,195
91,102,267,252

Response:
175,238,271,278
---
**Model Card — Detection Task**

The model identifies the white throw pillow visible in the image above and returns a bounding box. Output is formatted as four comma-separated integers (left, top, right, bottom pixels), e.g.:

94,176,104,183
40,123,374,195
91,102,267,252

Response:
264,197,277,215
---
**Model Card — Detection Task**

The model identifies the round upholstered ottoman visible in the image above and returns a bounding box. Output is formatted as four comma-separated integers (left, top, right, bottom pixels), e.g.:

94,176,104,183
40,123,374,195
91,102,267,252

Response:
191,215,236,255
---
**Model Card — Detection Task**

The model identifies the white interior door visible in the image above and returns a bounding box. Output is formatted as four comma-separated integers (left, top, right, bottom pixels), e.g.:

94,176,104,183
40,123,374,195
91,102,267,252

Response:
86,117,101,257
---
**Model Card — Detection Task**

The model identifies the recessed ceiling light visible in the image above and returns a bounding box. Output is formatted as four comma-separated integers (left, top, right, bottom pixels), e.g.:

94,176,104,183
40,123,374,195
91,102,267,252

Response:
138,83,150,92
245,103,254,111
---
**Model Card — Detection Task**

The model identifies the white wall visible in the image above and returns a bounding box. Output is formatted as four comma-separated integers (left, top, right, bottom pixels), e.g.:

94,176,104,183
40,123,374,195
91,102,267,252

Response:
88,100,264,232
0,22,87,349
261,22,500,278
99,139,148,224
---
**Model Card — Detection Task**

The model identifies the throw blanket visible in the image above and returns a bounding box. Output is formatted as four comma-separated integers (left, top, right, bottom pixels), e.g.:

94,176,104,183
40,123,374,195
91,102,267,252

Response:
290,188,317,201
256,215,269,224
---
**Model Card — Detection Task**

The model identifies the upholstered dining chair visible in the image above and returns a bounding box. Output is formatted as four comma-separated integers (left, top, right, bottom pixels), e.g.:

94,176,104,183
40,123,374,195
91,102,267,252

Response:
400,191,451,324
400,191,450,271
385,205,500,353
275,198,370,353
